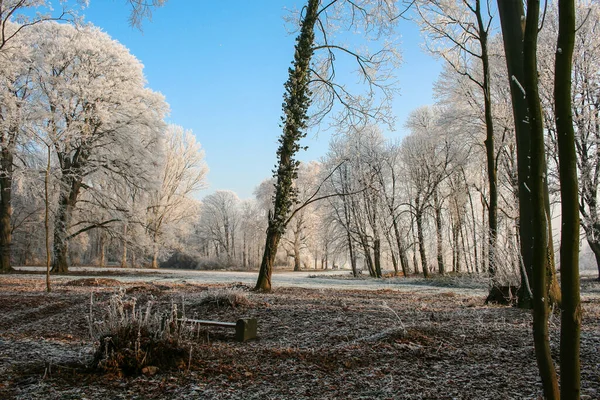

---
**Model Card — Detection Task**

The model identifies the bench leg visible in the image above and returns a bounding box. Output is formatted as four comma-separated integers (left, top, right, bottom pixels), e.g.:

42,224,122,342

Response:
235,318,257,342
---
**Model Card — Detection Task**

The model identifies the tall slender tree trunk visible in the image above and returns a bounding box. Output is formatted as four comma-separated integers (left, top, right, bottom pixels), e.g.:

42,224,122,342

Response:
523,1,560,397
121,223,128,268
555,0,581,396
392,219,410,277
293,236,301,271
471,0,498,288
243,232,247,270
434,189,445,275
254,0,318,291
466,173,479,273
497,0,563,310
44,145,51,292
0,147,14,273
411,219,420,275
347,230,358,277
416,208,428,278
460,222,471,273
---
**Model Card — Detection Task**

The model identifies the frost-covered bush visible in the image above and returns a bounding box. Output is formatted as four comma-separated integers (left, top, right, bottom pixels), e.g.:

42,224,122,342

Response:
87,291,194,376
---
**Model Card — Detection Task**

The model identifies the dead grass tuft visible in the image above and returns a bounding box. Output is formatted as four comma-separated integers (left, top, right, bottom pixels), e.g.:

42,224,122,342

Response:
197,289,253,309
65,278,122,287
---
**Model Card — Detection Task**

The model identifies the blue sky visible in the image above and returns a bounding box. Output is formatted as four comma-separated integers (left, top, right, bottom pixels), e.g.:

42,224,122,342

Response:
80,1,442,199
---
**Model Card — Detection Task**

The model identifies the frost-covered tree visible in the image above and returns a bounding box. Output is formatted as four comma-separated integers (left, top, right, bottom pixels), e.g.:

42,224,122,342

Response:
28,22,167,272
198,190,241,264
0,0,167,51
0,23,34,272
0,1,167,272
402,107,462,277
280,162,321,271
146,124,208,268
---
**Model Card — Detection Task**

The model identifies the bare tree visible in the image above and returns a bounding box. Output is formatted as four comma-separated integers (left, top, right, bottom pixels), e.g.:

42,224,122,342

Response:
410,0,499,287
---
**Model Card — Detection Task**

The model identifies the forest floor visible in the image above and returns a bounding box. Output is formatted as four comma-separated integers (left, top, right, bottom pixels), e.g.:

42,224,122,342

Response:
0,273,599,399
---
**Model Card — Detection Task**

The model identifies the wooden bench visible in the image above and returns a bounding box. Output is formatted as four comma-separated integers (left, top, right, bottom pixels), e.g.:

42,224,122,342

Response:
179,318,257,342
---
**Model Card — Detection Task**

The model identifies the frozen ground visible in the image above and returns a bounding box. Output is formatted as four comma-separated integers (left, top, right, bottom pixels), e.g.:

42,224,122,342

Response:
12,266,490,295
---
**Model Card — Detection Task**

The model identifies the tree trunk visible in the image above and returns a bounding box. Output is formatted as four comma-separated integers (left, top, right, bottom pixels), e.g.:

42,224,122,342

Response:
392,219,410,277
121,223,128,268
44,145,51,292
497,0,563,310
362,239,376,277
544,192,562,306
466,173,479,273
434,189,445,275
151,244,159,269
373,238,382,278
472,0,498,288
461,222,472,273
243,232,247,269
0,148,13,273
99,233,106,267
293,222,301,271
255,228,281,292
293,240,301,271
523,1,560,397
347,230,358,277
52,194,74,273
588,239,600,280
254,0,318,292
555,0,581,396
390,252,398,275
416,209,428,278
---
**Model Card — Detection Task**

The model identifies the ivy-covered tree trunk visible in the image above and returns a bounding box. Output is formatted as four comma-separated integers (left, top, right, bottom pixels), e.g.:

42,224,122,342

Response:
254,0,319,292
555,0,581,397
523,1,560,398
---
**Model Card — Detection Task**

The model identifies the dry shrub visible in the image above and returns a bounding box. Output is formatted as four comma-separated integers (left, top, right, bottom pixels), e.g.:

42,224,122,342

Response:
66,278,122,287
198,289,252,309
88,291,194,376
125,284,163,295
